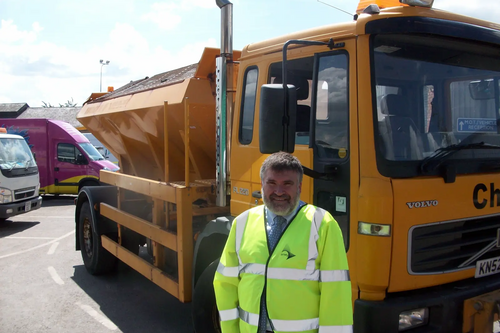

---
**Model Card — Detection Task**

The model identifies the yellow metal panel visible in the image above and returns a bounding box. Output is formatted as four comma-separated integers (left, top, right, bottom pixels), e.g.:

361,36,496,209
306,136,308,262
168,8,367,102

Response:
101,235,179,299
100,170,177,203
389,174,500,293
356,177,393,301
100,203,177,251
463,289,500,333
176,187,193,303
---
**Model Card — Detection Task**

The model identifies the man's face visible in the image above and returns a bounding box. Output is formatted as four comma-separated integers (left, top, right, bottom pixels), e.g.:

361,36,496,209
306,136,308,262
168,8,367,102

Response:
261,168,302,216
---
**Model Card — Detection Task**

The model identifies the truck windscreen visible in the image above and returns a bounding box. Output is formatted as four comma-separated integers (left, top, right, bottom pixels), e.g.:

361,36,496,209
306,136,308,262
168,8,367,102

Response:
0,138,37,171
371,33,500,178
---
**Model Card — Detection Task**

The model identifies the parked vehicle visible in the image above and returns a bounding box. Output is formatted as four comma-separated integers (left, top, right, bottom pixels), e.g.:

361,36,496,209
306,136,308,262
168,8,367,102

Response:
0,119,119,195
74,0,500,332
0,128,42,222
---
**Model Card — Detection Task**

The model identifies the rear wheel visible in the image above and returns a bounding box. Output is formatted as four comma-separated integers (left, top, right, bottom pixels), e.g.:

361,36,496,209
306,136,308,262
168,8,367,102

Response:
78,201,117,275
192,260,221,333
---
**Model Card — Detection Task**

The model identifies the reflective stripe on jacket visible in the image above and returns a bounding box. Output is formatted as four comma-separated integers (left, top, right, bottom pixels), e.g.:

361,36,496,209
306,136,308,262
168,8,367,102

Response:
213,204,353,333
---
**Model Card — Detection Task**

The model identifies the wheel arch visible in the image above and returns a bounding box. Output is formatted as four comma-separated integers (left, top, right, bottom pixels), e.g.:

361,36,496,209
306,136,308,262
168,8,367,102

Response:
77,177,100,192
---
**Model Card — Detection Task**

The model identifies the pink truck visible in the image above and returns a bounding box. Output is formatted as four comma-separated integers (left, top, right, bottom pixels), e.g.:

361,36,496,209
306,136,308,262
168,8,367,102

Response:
0,118,119,195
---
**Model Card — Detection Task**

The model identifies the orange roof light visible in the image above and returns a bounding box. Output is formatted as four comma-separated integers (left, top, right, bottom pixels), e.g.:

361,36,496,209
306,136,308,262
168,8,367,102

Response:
0,128,6,134
356,0,433,14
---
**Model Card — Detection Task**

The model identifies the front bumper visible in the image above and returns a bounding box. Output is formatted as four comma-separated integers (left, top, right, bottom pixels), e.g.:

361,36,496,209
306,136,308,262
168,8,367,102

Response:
354,274,500,333
0,196,42,219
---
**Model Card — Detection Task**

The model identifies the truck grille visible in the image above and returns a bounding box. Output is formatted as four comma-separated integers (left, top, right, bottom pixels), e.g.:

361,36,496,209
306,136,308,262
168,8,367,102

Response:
410,215,500,274
14,187,36,200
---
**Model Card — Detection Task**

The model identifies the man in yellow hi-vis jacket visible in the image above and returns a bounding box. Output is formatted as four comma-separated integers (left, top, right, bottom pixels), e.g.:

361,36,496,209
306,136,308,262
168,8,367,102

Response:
214,152,353,333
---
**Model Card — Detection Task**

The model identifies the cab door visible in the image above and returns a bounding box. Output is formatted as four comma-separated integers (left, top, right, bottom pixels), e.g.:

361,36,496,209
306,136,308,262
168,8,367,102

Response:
53,142,88,194
310,48,355,250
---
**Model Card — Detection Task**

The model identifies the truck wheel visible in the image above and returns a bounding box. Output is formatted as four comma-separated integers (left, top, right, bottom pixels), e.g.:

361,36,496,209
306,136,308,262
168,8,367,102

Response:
79,201,117,275
192,260,221,333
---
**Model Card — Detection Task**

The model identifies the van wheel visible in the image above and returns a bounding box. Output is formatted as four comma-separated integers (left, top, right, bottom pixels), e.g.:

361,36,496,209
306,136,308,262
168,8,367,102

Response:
192,260,221,333
78,202,117,275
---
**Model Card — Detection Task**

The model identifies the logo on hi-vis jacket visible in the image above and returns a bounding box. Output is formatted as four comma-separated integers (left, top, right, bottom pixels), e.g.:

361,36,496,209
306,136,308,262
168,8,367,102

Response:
281,246,295,260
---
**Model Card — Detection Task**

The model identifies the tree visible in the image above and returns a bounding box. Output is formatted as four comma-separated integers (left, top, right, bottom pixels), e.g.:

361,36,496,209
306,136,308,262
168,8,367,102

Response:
41,98,78,108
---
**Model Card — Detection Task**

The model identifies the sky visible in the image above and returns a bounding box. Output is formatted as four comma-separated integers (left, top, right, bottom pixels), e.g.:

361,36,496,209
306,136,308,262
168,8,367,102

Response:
1,0,500,107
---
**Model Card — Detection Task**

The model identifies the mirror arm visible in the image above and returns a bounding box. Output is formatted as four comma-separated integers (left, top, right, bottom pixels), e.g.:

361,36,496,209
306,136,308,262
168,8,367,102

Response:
281,38,337,151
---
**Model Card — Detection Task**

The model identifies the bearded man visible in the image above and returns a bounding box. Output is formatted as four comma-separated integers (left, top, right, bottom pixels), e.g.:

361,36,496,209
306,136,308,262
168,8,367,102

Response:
214,152,353,333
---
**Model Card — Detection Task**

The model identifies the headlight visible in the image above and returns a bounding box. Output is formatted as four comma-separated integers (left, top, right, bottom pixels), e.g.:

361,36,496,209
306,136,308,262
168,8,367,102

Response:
399,308,428,331
358,222,391,236
0,188,13,203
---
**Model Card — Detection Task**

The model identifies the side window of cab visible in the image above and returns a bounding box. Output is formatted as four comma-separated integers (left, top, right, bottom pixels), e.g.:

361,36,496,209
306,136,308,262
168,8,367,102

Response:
239,66,259,145
57,143,78,164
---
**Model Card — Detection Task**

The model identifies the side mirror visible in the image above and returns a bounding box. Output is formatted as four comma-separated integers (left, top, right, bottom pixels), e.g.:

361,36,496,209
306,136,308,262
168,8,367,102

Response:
259,84,297,154
76,153,87,165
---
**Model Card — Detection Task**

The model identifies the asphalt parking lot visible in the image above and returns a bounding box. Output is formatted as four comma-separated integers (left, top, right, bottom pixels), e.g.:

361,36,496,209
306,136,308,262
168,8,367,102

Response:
0,195,194,333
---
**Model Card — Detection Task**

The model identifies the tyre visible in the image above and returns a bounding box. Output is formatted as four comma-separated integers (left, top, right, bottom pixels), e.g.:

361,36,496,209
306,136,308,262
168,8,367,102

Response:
78,201,117,275
192,260,221,333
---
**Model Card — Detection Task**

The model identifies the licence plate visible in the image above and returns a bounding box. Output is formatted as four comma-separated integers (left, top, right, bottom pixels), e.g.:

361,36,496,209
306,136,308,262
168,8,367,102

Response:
475,256,500,278
25,201,31,212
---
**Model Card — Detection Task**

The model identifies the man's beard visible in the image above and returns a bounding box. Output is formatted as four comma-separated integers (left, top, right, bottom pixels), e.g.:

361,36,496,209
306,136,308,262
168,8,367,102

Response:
262,189,300,216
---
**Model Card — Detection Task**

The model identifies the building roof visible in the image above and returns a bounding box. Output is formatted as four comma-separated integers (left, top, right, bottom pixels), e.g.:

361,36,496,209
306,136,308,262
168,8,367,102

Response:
0,103,29,118
18,107,82,129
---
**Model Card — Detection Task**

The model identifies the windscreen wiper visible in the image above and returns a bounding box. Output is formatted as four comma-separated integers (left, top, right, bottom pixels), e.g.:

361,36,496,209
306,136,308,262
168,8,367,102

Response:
420,142,500,173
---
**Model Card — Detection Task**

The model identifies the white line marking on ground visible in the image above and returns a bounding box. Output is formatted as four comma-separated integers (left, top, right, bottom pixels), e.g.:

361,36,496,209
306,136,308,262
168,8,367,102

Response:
12,216,72,218
48,266,64,285
47,242,59,255
0,230,74,259
7,236,55,240
76,302,118,330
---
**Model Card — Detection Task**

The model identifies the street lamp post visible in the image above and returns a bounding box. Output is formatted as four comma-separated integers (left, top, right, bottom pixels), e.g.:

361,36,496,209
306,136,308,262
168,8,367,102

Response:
100,59,110,92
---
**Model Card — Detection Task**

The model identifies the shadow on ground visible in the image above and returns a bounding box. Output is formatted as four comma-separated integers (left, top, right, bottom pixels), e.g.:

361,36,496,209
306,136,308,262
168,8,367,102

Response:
40,195,77,207
71,259,194,333
0,220,40,238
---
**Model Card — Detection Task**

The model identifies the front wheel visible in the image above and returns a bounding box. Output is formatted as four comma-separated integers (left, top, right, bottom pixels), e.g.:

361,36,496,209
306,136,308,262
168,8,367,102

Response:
78,201,117,275
192,260,221,333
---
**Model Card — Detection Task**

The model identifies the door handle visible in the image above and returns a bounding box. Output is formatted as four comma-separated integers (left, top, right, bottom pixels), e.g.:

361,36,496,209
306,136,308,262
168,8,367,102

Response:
54,167,59,171
252,191,262,199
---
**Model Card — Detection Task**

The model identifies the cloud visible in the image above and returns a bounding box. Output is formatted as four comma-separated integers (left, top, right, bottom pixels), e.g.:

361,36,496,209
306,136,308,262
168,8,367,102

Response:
141,0,218,30
434,1,500,23
141,3,182,30
0,20,41,44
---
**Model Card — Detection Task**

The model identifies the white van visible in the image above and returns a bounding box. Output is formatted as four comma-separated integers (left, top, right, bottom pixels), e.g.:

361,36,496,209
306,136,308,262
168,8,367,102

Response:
0,129,42,222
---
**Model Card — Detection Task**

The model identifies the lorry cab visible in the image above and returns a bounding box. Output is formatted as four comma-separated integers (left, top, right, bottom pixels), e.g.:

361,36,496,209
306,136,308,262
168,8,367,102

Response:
0,119,119,195
0,129,42,222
